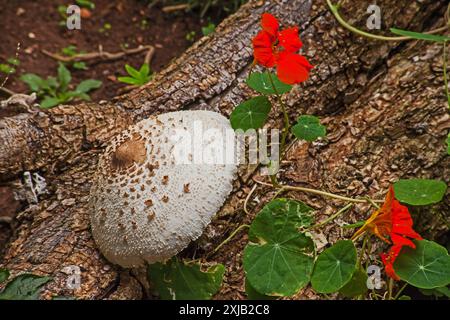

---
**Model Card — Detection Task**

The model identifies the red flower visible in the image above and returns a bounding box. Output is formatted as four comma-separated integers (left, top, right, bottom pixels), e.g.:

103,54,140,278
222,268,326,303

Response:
252,13,313,85
352,186,422,280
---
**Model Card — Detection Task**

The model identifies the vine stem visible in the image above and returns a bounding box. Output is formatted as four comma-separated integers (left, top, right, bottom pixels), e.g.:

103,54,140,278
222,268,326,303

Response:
209,224,250,256
393,282,409,300
267,72,290,154
326,0,450,42
253,178,383,204
306,203,353,231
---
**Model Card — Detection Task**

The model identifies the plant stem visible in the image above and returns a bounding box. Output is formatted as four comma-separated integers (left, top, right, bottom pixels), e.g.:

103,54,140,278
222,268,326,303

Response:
210,224,250,255
388,278,394,300
393,282,409,300
443,41,450,109
306,203,353,231
326,0,450,42
254,178,383,204
358,234,370,265
267,72,290,153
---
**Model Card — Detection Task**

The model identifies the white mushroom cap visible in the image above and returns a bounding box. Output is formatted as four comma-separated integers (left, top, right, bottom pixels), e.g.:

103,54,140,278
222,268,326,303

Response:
89,110,237,267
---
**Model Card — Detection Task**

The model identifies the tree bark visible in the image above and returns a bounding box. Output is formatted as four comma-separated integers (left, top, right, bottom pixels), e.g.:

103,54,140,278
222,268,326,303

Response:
0,0,449,299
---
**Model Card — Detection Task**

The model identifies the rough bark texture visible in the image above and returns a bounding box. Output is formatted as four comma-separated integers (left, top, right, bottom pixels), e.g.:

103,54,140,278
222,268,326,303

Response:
0,0,449,300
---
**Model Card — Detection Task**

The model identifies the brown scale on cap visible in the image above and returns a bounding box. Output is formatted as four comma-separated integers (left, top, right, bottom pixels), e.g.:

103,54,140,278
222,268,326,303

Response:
162,175,169,185
183,183,190,193
162,195,169,203
111,133,146,171
144,199,153,207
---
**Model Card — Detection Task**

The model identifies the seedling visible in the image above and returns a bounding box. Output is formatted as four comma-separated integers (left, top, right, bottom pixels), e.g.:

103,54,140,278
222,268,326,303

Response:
201,22,216,36
99,22,112,34
20,63,102,108
0,57,19,75
118,63,153,86
186,31,196,42
75,0,95,9
61,45,88,70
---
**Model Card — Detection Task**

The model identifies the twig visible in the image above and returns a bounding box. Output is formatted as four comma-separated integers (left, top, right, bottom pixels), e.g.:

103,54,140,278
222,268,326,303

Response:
144,46,155,65
0,87,16,96
42,45,155,63
162,4,190,13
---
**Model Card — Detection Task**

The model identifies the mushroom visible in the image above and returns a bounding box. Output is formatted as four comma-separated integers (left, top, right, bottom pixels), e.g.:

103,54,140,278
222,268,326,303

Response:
89,110,237,267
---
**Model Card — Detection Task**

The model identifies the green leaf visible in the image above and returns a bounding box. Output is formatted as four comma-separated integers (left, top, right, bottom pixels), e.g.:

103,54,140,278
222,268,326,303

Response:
0,269,9,284
57,62,71,91
40,96,62,109
230,96,271,131
7,58,20,66
118,76,141,85
390,28,450,42
419,286,450,298
0,64,14,74
243,199,315,296
339,267,368,297
245,281,277,300
311,240,358,294
202,22,216,36
291,115,326,142
75,79,102,93
62,45,77,57
139,63,150,77
73,62,88,70
398,295,411,300
0,274,51,300
125,64,141,79
147,258,225,300
246,72,292,95
394,240,450,289
393,179,447,206
20,73,44,92
76,0,95,9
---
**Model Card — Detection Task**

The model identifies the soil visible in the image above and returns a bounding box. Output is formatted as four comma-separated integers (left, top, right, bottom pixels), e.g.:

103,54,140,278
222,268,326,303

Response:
0,0,207,101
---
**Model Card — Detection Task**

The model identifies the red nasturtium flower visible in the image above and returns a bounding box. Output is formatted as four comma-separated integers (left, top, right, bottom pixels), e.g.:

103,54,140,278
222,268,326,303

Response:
252,13,313,85
352,186,422,280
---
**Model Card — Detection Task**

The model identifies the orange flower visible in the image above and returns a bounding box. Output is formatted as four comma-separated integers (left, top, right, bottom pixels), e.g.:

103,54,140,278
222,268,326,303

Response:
352,186,422,279
252,13,313,85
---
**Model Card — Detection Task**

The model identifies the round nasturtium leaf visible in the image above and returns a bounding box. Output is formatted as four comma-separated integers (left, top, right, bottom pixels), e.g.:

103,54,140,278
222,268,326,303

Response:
230,96,272,131
394,240,450,289
291,115,326,142
0,274,52,300
245,281,277,300
311,240,358,294
243,199,315,297
393,179,447,206
0,269,9,284
339,267,368,298
147,258,225,300
246,72,292,95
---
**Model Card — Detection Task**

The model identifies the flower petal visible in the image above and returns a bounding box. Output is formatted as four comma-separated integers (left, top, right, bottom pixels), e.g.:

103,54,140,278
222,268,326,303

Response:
278,27,303,53
381,245,402,281
261,13,279,39
276,52,313,85
252,31,276,67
